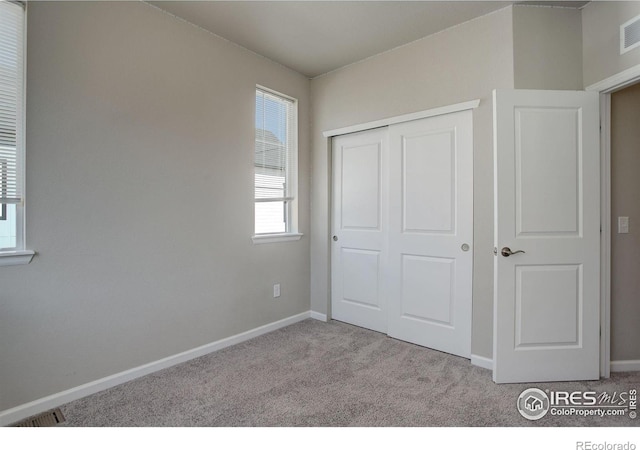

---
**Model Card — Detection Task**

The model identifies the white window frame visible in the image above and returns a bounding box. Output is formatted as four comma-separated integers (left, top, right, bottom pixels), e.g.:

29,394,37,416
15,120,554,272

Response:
252,85,302,244
0,0,33,266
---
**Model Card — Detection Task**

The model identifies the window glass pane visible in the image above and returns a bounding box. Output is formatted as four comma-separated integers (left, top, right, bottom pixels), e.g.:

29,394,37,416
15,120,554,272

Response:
0,203,17,250
255,92,289,200
0,1,24,203
255,201,286,234
0,1,25,251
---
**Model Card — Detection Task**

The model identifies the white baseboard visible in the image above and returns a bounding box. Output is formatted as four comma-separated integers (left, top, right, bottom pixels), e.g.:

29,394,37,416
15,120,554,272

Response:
310,311,328,322
470,356,638,373
470,355,640,374
611,359,640,372
0,311,311,427
471,354,493,371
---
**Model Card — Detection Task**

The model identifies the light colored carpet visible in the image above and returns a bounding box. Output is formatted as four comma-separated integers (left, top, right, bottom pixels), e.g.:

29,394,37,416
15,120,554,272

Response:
58,319,639,427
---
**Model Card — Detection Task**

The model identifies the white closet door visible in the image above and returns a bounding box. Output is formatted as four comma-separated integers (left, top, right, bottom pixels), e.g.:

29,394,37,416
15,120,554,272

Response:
386,111,474,358
331,128,389,333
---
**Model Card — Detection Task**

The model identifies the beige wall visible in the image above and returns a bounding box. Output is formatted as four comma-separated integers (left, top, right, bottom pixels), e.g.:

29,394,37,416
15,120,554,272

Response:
513,6,583,90
0,1,310,411
610,83,640,361
310,7,515,359
583,1,640,87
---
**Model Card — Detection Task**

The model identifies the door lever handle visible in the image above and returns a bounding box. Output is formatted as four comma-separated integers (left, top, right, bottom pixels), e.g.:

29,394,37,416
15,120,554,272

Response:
501,247,525,257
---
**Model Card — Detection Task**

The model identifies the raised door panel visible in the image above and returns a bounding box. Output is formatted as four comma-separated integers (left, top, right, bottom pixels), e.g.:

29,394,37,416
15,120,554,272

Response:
341,143,381,230
515,107,581,237
341,248,381,310
515,264,581,348
401,255,454,326
402,130,455,234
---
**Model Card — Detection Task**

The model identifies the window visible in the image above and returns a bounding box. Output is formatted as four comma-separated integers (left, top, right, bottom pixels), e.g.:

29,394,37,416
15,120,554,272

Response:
0,0,31,264
254,87,300,242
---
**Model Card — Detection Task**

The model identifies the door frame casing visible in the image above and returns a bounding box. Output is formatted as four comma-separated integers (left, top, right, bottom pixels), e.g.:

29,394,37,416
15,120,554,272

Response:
586,63,640,379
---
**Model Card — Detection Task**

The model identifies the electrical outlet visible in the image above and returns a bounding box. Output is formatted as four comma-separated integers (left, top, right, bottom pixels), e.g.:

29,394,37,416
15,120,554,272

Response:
273,283,281,298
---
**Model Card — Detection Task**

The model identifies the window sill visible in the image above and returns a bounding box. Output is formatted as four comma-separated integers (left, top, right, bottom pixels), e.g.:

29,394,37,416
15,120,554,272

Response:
252,233,303,244
0,250,36,266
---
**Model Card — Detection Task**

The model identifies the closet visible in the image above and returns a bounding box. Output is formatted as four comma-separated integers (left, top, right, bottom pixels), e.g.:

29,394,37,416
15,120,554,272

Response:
330,109,473,358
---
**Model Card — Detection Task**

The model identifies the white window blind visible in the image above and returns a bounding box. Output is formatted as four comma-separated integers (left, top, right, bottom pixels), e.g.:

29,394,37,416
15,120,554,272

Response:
255,87,297,235
0,0,25,207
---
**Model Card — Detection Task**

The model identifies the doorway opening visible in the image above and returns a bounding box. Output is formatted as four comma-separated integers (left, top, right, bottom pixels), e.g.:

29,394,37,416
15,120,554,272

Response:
589,64,640,377
608,82,640,372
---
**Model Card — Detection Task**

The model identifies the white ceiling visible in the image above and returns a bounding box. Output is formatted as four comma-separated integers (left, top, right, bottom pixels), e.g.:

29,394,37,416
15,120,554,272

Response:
150,1,588,78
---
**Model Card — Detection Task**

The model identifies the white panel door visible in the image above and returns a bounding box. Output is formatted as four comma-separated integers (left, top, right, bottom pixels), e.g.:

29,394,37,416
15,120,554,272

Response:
493,89,600,383
387,111,474,358
331,128,388,333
